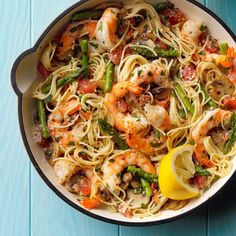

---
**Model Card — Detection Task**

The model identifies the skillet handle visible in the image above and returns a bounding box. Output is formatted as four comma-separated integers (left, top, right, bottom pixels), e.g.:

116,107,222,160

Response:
11,50,38,96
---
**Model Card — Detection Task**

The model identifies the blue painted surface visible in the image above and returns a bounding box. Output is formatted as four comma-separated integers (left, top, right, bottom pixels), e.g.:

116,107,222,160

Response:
1,0,236,235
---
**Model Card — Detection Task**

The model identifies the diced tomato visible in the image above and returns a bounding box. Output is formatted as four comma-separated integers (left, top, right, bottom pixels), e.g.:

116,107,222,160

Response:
228,66,236,84
109,45,123,65
155,39,169,50
198,33,207,46
117,99,130,113
205,36,219,53
129,18,135,25
151,183,157,192
80,198,101,210
77,79,97,94
38,63,51,79
123,209,132,218
137,94,152,107
221,96,236,110
160,8,186,26
192,175,207,189
182,64,197,81
81,111,91,120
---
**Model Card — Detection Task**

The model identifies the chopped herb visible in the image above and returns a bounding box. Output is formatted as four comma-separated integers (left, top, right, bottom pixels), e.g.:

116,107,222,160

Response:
55,136,61,142
150,141,160,148
190,140,195,145
109,158,115,163
68,141,75,145
200,24,207,32
116,173,121,177
148,71,153,77
98,21,103,31
178,108,186,118
79,151,87,156
45,149,52,158
89,41,99,49
133,188,142,194
153,130,161,139
141,203,147,208
138,70,142,76
199,51,206,55
154,1,174,12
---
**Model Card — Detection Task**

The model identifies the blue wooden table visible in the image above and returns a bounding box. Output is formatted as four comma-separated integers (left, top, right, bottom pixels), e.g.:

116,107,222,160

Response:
1,0,236,235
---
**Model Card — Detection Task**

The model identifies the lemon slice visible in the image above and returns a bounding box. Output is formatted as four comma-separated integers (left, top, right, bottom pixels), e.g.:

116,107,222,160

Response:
158,144,200,200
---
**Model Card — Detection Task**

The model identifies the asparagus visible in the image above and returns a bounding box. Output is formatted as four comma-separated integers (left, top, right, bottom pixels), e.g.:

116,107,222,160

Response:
195,165,212,176
104,62,114,93
219,42,228,55
131,46,179,59
154,1,174,12
201,86,218,109
80,39,89,77
174,82,195,115
140,178,152,197
37,99,50,139
127,166,158,183
98,118,129,150
223,113,236,154
72,10,103,21
41,68,85,94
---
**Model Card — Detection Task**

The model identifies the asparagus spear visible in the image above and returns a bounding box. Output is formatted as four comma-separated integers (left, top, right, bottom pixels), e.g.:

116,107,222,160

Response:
201,86,218,109
37,99,50,139
140,178,152,197
131,46,179,59
104,62,114,93
72,10,103,21
195,165,212,176
127,166,158,183
174,82,195,115
98,118,129,150
80,39,89,78
223,113,236,154
154,1,174,12
41,68,85,94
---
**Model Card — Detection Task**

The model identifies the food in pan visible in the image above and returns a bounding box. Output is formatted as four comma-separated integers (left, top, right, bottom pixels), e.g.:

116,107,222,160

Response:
33,0,236,218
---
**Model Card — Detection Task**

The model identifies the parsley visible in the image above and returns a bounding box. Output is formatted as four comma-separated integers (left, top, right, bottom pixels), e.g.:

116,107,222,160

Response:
98,21,103,31
89,41,98,49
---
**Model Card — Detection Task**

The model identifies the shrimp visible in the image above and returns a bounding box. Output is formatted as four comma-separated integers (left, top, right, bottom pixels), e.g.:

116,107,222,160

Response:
48,99,81,147
125,104,170,154
104,81,143,132
181,20,203,44
56,20,97,60
144,104,171,131
130,64,167,87
192,108,232,167
95,7,120,50
103,151,156,192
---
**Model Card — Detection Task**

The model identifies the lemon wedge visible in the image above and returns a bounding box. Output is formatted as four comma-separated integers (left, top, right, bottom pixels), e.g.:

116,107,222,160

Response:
158,144,200,200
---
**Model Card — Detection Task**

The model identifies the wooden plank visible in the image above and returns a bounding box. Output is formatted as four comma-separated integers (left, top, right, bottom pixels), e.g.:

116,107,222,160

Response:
30,1,118,235
206,1,236,236
0,0,30,235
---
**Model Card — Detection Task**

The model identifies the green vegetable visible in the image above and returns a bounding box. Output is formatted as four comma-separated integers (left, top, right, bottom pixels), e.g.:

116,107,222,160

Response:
37,100,50,139
178,108,186,118
127,166,158,183
154,1,174,12
104,62,114,93
174,82,195,115
140,178,152,197
223,113,236,154
131,46,179,59
80,39,89,77
98,118,129,150
219,42,228,55
41,68,85,94
201,86,218,109
195,165,212,176
72,10,103,21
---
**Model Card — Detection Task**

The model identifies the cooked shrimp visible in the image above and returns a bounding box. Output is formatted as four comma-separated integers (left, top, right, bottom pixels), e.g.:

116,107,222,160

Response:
57,20,97,60
104,81,143,132
48,99,81,147
95,7,120,50
103,151,156,192
130,64,167,87
144,104,171,131
181,20,203,44
192,108,232,167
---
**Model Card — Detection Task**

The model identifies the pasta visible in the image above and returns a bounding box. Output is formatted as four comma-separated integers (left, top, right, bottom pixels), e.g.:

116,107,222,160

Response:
33,0,236,218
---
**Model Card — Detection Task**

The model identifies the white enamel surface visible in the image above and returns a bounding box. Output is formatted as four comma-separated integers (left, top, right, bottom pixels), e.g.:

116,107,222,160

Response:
15,0,236,224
